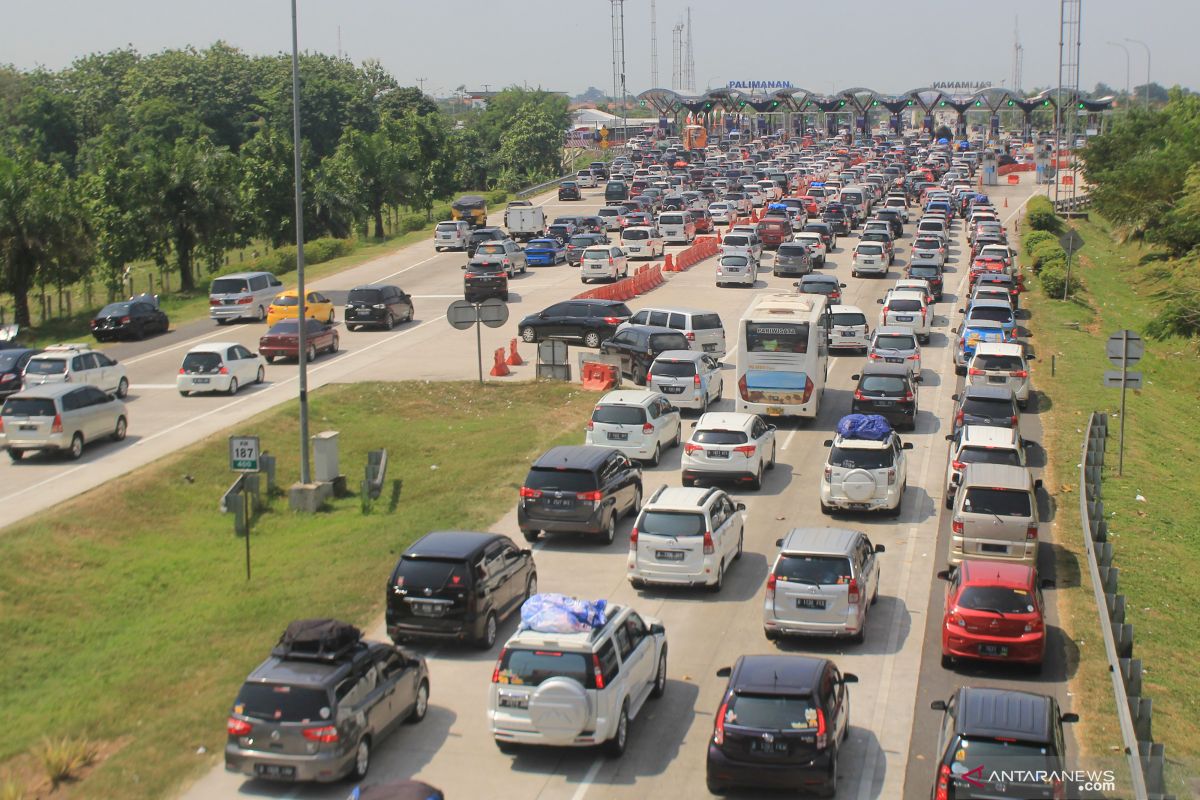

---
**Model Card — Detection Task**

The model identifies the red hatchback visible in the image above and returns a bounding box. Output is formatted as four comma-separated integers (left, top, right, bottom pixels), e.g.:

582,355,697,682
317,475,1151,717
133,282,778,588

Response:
937,560,1048,670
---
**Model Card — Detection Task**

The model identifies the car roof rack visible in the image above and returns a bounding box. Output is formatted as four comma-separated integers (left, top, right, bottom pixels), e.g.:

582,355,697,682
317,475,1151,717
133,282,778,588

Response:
43,343,90,352
697,486,722,507
271,619,363,663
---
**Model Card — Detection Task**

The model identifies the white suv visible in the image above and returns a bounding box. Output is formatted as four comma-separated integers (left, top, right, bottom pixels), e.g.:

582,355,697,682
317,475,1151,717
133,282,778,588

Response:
489,604,668,757
628,486,746,591
647,350,723,412
967,342,1033,408
828,304,870,352
819,430,912,515
23,344,129,399
877,290,931,344
682,412,776,489
585,390,681,467
943,425,1028,509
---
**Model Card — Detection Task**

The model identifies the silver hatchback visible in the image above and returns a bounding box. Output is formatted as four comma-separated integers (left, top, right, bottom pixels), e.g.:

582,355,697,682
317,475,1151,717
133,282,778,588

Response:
0,383,128,461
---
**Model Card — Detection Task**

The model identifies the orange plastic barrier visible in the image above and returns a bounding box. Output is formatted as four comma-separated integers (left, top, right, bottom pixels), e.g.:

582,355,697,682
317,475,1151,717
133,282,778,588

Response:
489,348,510,377
664,253,676,272
581,362,618,391
506,338,524,366
1007,174,1020,185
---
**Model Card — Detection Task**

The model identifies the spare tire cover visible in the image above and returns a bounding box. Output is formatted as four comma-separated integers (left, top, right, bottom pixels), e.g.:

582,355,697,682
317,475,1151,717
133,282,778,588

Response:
528,676,589,744
841,468,878,502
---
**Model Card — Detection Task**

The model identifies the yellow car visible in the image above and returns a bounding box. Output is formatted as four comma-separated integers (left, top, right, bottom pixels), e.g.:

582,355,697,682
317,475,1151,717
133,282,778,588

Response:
266,290,335,327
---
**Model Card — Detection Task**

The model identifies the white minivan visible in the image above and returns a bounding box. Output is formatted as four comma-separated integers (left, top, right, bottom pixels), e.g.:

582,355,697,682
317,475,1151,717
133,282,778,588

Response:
627,485,745,591
584,389,681,466
657,212,696,244
620,226,665,260
621,307,726,357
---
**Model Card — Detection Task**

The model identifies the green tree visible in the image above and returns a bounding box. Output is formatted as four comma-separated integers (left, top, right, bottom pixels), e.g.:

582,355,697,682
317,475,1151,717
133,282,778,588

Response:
497,105,563,187
78,133,154,298
329,118,411,239
239,124,300,248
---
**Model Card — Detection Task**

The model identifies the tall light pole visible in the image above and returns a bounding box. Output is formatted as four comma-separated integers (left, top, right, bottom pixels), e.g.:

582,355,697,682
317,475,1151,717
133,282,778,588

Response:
1125,38,1151,108
1107,41,1131,101
290,0,311,485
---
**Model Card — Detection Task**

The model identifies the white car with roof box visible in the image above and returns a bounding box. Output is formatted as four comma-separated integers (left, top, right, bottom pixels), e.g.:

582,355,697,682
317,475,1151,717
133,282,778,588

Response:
819,428,912,515
828,305,870,351
584,389,681,466
23,344,129,398
647,350,723,412
620,226,664,260
681,411,777,489
627,485,746,591
795,231,827,267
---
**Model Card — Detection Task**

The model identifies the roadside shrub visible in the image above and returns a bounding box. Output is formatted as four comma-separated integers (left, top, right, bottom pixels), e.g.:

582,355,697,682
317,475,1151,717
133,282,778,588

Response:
1145,255,1200,339
1030,240,1066,273
488,188,510,206
1023,229,1057,257
1026,195,1060,232
304,238,353,264
399,214,427,233
35,737,97,789
1039,263,1079,298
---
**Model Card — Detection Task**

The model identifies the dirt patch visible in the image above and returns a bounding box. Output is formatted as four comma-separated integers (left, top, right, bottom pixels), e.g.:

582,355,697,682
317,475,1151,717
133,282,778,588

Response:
0,737,130,798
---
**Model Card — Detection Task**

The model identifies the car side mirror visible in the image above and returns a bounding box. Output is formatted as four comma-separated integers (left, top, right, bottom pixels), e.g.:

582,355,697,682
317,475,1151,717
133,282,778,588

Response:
873,544,886,553
944,434,955,441
850,374,861,381
902,442,914,450
1026,354,1035,360
936,569,952,580
930,700,948,711
1023,440,1037,448
957,308,965,313
461,264,467,270
839,283,847,288
839,672,859,684
521,548,533,557
716,666,732,678
951,393,960,401
792,281,801,287
735,503,746,512
1034,479,1043,490
649,622,666,636
1040,578,1056,589
1061,712,1079,724
876,298,884,304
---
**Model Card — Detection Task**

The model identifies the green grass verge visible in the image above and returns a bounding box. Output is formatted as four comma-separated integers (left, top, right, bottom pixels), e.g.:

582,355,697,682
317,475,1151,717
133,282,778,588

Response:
1022,214,1199,794
0,380,595,799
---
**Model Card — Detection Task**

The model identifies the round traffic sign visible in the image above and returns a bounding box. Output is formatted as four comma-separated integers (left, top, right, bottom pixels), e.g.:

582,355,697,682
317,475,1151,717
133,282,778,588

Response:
446,300,477,330
478,298,510,328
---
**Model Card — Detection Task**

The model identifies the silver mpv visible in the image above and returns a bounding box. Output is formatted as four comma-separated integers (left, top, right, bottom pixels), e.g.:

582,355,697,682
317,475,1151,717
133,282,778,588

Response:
0,383,127,461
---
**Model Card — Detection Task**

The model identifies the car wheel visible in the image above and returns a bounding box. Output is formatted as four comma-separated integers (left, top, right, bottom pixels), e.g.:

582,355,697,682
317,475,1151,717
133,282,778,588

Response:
604,702,629,758
502,292,510,301
116,377,129,399
583,331,602,348
327,310,335,324
495,739,519,754
628,487,641,518
671,425,680,448
215,318,228,326
179,391,189,397
820,747,839,798
601,514,616,546
350,736,371,781
650,649,667,699
307,344,317,363
581,277,590,285
227,377,239,395
750,463,764,490
941,654,955,670
767,443,776,470
681,476,694,488
67,433,84,461
406,680,430,724
476,611,498,650
330,334,339,353
525,573,537,602
648,444,661,468
113,416,127,442
819,499,833,515
709,562,724,593
522,529,539,543
348,324,359,332
256,305,266,322
706,776,727,795
7,448,25,463
888,488,904,517
521,326,537,343
764,628,780,642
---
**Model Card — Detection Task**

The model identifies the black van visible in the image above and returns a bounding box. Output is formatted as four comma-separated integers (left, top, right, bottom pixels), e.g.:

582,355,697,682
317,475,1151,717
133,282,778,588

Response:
518,446,642,545
605,180,630,203
386,531,537,650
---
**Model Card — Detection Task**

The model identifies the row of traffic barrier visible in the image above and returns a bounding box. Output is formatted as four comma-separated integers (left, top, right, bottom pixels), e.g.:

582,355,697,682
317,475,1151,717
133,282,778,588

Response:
573,264,665,302
665,235,720,272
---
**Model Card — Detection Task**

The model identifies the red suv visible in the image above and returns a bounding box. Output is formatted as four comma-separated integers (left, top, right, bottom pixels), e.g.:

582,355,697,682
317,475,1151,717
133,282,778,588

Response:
937,560,1049,670
755,218,793,250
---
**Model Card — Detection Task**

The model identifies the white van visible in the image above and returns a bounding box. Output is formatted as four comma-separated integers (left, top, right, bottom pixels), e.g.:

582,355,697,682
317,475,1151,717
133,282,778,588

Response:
434,220,472,251
657,212,696,244
209,271,284,324
620,226,665,260
621,306,726,357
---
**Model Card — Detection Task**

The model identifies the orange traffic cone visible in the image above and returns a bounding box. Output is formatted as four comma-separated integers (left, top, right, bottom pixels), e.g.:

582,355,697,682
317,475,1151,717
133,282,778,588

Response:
664,253,675,272
506,338,524,366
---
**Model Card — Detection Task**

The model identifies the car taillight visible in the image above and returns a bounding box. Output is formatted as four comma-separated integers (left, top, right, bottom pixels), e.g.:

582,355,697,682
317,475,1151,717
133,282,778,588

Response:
1012,370,1028,378
713,700,729,745
967,367,983,376
237,296,253,304
302,725,338,743
51,414,63,434
733,444,756,457
814,708,828,749
577,490,603,502
603,317,621,324
629,527,638,546
210,298,221,305
935,763,952,800
952,460,965,471
1025,616,1044,632
464,272,476,279
881,305,889,316
227,717,252,736
847,579,860,605
89,320,98,328
887,467,896,486
952,519,964,535
642,422,654,434
586,419,594,431
920,307,927,323
685,331,695,340
219,366,229,375
868,352,880,360
1010,414,1018,426
491,648,508,683
853,389,866,401
178,368,186,375
519,486,542,499
702,531,715,555
955,409,964,427
802,375,814,404
589,652,607,689
1026,525,1038,540
904,391,914,402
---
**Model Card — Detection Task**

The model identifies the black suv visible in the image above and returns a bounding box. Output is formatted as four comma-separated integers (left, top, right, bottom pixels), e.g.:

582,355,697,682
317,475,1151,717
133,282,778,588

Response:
463,262,509,302
930,687,1079,799
0,347,41,398
851,363,917,430
518,445,642,545
465,227,506,258
225,620,429,784
905,263,944,302
600,325,690,385
386,531,536,650
558,181,581,201
706,655,858,796
517,299,633,349
952,385,1019,435
822,203,851,235
345,284,413,331
604,180,629,203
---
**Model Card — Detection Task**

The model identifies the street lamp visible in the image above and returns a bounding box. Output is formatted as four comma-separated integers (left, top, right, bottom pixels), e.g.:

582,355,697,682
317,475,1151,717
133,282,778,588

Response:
1107,41,1131,102
1125,38,1151,108
289,0,312,485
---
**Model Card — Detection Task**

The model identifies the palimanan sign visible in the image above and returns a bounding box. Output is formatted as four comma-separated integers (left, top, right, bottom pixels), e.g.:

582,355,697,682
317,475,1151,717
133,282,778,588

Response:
727,80,793,91
931,81,994,91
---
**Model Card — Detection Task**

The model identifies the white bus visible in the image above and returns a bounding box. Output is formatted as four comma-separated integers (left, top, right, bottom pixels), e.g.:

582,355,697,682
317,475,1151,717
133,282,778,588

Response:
735,293,830,420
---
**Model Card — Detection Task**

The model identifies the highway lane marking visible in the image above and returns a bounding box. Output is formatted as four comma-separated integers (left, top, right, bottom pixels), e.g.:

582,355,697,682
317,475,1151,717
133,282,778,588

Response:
782,428,798,450
568,755,605,800
133,384,180,389
379,253,438,281
410,294,462,299
121,326,232,366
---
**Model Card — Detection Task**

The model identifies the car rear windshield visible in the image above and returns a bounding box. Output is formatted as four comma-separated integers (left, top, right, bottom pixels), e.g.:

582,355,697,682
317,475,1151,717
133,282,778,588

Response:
97,303,131,317
776,553,854,585
660,214,684,224
889,299,923,312
595,303,632,318
908,266,940,279
569,236,597,247
914,239,941,249
524,467,597,492
829,446,893,470
592,404,647,425
267,321,300,335
234,682,329,723
860,375,908,394
272,294,299,306
962,396,1014,416
726,694,821,730
724,235,750,247
2,397,56,417
622,229,649,240
746,322,809,353
970,307,1013,323
210,278,250,294
693,313,722,330
497,648,591,689
951,737,1056,773
958,585,1035,614
857,244,883,255
693,430,748,445
477,243,506,255
348,288,381,304
0,352,26,371
651,360,696,377
650,333,689,352
182,352,223,373
436,222,459,232
393,557,469,590
638,510,706,537
583,248,610,260
777,244,809,258
831,312,866,327
469,263,505,274
962,487,1031,517
721,255,749,267
25,358,66,375
974,354,1023,371
958,446,1022,468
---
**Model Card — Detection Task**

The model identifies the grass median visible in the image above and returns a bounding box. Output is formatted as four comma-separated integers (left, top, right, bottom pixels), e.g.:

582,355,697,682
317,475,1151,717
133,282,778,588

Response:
1022,214,1199,793
0,380,595,799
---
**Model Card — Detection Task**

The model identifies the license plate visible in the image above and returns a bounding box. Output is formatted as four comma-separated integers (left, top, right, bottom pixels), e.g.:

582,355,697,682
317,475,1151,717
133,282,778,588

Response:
656,550,685,561
546,497,574,508
989,375,1007,383
703,343,717,352
254,765,296,779
981,543,1008,553
846,502,869,511
796,598,827,609
979,644,1009,657
872,400,895,406
707,450,729,458
410,602,445,617
885,357,903,363
896,315,913,322
607,431,629,441
498,694,528,709
662,385,684,394
840,330,855,336
750,740,790,754
193,378,210,384
766,406,783,416
19,424,36,431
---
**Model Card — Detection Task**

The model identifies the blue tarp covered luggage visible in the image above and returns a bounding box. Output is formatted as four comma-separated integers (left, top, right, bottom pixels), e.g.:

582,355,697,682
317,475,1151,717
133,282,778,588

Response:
520,593,608,634
836,414,893,441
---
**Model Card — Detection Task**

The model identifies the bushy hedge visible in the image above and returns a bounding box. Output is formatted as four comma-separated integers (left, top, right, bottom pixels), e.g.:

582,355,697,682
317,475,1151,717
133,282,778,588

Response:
1039,263,1079,297
1023,229,1057,257
265,237,354,272
1026,195,1060,233
1030,239,1067,273
398,214,427,233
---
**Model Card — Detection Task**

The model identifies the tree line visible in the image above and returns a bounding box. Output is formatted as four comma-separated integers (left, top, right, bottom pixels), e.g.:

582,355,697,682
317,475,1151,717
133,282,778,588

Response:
0,43,571,326
1080,88,1200,339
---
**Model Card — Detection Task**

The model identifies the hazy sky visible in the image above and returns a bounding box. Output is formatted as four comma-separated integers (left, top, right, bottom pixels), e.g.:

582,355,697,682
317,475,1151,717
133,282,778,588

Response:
2,0,1192,98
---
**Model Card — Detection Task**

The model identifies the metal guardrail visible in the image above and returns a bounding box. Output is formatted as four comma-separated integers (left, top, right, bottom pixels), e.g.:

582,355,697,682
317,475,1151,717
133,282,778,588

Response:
1079,412,1174,799
514,147,628,198
1055,193,1093,213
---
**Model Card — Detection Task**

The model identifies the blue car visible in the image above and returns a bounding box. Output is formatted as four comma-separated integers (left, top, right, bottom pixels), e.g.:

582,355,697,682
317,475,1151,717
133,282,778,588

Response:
954,319,1010,374
524,238,566,266
962,298,1018,339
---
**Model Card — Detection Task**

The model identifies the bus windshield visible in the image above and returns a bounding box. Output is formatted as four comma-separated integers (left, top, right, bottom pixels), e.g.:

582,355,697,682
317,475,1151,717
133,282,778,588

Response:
745,322,810,354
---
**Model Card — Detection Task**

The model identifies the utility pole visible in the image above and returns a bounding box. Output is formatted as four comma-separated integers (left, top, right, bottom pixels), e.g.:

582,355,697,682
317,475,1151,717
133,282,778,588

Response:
671,21,683,91
1011,16,1023,92
685,7,695,93
650,0,659,88
336,25,342,59
1125,38,1151,108
416,77,427,94
289,0,311,486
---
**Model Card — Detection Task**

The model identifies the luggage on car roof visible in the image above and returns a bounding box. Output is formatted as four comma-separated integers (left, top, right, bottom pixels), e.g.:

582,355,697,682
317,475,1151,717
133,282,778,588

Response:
273,618,362,660
520,593,608,634
836,414,893,441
